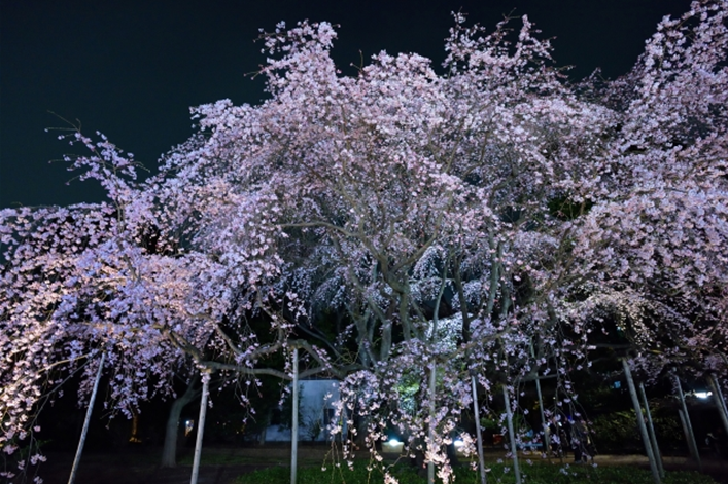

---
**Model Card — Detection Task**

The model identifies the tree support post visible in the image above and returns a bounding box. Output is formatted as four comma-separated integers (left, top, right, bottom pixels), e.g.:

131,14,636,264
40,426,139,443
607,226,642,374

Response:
675,376,701,472
68,353,105,484
190,369,211,484
639,382,664,478
291,347,299,484
503,385,522,484
622,359,661,484
471,374,487,484
707,374,728,440
529,342,550,456
428,361,437,484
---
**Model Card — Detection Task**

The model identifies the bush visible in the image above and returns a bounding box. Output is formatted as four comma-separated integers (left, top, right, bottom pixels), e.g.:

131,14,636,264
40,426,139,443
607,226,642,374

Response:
590,408,684,454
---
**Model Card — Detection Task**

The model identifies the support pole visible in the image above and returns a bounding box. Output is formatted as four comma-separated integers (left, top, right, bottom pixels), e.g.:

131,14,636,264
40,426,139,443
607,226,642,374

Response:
471,374,487,484
639,383,664,478
68,353,105,484
428,361,437,484
622,360,661,484
190,370,210,484
678,410,700,470
676,376,701,471
503,385,522,484
529,342,550,456
708,374,728,440
428,278,449,484
290,347,299,484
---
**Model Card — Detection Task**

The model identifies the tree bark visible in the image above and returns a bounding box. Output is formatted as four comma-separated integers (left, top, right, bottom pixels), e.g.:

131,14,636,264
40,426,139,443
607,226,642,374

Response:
68,353,105,484
622,359,661,484
161,375,200,468
190,371,210,484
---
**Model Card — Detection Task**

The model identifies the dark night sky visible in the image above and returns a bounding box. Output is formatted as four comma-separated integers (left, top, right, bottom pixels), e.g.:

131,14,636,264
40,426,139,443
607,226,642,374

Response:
0,0,694,209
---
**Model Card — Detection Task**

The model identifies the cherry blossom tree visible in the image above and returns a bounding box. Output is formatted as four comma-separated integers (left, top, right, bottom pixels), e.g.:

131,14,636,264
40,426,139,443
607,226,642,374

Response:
169,4,724,481
0,131,198,481
143,12,619,483
569,2,728,476
3,2,728,484
573,0,728,383
0,128,330,482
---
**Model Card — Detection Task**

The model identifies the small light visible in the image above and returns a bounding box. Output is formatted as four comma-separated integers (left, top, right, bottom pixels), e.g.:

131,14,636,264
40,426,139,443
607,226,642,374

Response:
184,420,195,436
388,438,399,446
694,392,713,399
454,440,464,448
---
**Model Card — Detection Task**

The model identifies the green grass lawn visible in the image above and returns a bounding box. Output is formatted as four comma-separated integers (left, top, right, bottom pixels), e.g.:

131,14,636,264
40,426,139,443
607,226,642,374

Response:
234,460,718,484
177,445,329,466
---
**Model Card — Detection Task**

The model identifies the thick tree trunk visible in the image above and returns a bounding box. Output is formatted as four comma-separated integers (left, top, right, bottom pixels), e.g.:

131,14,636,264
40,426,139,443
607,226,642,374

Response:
639,382,664,478
190,371,210,484
68,354,105,484
129,412,140,443
161,375,200,468
623,360,661,484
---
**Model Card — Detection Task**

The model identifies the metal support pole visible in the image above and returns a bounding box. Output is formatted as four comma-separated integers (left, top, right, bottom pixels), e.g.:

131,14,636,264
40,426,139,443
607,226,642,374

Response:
190,370,210,484
68,354,105,484
291,347,299,484
639,382,664,478
471,374,487,484
529,342,550,455
504,385,522,484
708,374,728,440
675,376,701,472
622,360,661,484
428,361,437,484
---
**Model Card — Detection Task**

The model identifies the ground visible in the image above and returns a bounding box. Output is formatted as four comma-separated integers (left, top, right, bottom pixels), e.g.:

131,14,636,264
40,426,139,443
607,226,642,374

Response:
30,445,728,484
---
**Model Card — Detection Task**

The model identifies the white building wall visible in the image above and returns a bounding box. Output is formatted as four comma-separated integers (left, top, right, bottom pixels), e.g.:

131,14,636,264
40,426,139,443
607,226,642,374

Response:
264,379,343,442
